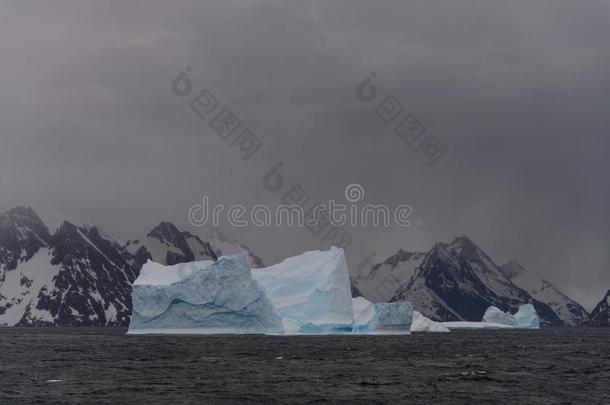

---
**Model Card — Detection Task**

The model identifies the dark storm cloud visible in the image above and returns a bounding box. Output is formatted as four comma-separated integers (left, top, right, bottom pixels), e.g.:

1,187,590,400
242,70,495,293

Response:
0,0,608,307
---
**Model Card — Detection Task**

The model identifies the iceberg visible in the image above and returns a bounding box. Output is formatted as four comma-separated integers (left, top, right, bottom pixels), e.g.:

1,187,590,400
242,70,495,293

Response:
482,304,540,329
127,247,439,335
352,297,413,334
252,247,355,334
482,306,518,326
128,253,283,334
513,304,540,329
411,311,450,333
445,304,541,330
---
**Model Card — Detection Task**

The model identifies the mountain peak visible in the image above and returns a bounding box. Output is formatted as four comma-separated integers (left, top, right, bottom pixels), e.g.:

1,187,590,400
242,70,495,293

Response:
424,236,483,268
392,234,565,326
3,205,38,218
447,235,479,251
54,220,83,237
0,206,46,229
500,260,526,279
586,289,610,327
0,207,52,274
147,221,186,242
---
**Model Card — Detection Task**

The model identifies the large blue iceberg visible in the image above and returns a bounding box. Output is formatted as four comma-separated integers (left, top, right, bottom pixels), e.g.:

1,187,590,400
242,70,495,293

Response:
128,247,415,335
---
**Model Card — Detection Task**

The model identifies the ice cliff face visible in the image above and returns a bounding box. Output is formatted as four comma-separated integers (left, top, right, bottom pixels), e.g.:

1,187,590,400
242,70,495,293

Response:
252,247,355,333
128,254,283,334
352,297,413,335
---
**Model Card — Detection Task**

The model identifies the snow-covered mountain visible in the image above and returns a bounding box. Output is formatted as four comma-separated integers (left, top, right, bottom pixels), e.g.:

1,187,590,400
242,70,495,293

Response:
0,214,137,326
121,222,218,267
499,260,589,326
586,289,609,327
353,249,426,302
0,207,265,326
122,223,264,269
389,236,564,326
0,207,54,324
0,206,51,280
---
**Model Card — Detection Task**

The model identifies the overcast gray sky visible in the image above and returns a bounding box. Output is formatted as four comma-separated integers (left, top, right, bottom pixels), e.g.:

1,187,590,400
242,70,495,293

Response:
1,0,608,308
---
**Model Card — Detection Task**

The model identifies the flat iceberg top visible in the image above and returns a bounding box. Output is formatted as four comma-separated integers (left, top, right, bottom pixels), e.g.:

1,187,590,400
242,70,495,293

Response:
133,259,213,286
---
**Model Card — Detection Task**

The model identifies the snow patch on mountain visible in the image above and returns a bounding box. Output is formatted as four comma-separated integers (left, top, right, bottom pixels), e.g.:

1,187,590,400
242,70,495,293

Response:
0,248,59,325
354,249,426,302
500,260,589,326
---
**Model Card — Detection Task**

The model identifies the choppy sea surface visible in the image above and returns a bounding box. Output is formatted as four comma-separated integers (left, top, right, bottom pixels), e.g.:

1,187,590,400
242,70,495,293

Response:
0,327,608,404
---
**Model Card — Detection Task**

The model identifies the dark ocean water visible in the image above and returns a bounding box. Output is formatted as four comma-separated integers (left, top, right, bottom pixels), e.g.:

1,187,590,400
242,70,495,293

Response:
0,327,608,404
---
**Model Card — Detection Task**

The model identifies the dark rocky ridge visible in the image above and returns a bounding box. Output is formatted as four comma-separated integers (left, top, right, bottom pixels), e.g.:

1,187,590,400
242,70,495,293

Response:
586,289,609,327
0,207,51,279
391,236,564,326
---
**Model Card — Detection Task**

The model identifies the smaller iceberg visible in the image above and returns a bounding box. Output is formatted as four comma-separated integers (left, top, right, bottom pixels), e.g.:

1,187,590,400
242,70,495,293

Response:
513,304,540,329
482,304,540,329
352,297,412,335
445,304,540,330
411,311,450,333
482,306,518,326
